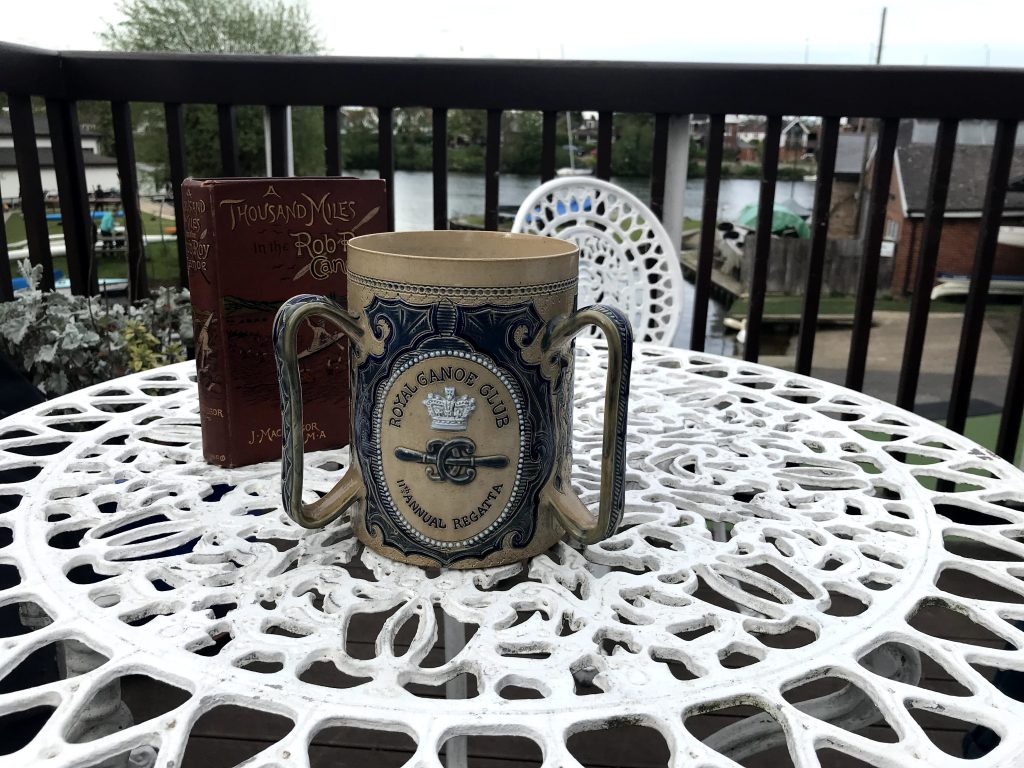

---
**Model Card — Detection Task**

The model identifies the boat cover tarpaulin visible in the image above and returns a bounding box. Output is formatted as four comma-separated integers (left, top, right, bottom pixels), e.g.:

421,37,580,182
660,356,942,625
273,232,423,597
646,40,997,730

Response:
735,203,811,238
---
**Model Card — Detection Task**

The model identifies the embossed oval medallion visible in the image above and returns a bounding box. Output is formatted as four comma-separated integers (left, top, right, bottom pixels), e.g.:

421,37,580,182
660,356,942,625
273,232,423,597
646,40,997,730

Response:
374,350,526,548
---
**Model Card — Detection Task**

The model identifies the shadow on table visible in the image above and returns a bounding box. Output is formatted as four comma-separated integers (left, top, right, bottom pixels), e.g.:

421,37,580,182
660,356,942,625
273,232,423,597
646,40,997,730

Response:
963,621,1024,759
0,350,45,419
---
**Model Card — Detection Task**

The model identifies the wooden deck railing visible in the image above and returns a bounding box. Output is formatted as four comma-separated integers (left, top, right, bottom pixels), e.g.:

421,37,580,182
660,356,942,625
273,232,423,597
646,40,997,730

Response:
2,43,1023,460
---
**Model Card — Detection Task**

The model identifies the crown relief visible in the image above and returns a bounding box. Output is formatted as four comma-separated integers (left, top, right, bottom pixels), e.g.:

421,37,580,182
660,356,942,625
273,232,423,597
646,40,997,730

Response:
424,387,476,431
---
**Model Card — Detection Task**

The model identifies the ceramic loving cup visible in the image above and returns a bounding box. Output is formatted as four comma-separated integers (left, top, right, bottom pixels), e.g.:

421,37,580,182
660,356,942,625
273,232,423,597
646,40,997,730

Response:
273,230,632,568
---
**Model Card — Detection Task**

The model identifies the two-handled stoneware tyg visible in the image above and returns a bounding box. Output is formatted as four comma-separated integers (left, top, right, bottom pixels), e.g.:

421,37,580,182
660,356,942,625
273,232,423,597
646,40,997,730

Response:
274,230,632,568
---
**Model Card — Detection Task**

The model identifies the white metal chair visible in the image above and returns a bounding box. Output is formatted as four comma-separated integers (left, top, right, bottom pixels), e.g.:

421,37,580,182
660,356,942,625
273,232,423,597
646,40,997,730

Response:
511,177,684,344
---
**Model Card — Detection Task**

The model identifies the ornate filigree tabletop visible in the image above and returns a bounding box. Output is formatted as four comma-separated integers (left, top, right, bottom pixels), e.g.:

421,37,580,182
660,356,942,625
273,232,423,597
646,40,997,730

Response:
1,342,1023,767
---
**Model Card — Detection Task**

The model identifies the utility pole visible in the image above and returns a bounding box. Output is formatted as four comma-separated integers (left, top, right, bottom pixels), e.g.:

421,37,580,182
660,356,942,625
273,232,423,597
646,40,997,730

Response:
855,7,887,237
876,7,887,65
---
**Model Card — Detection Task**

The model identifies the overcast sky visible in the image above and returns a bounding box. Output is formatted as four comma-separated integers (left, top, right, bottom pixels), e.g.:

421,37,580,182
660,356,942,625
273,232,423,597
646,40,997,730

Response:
2,0,1023,68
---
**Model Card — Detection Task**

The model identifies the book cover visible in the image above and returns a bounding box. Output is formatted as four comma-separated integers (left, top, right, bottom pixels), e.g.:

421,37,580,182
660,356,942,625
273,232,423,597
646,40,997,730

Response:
183,176,387,467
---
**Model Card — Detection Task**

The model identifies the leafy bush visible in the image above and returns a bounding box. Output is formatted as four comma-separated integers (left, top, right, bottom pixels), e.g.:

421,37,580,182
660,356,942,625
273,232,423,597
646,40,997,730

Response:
0,261,193,396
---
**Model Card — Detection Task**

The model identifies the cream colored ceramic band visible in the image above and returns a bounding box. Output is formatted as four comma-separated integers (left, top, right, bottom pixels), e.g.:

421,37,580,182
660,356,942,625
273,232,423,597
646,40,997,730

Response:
347,230,579,286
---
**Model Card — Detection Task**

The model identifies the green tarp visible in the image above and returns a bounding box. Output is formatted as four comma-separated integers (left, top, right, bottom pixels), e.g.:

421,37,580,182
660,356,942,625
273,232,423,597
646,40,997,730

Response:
735,203,811,239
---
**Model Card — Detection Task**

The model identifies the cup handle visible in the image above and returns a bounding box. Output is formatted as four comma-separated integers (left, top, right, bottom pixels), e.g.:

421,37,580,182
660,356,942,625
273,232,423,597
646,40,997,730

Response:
273,294,364,529
540,304,633,545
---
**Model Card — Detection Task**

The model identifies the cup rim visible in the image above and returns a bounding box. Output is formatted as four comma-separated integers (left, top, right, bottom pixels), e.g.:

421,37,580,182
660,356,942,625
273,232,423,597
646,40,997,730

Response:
347,230,578,262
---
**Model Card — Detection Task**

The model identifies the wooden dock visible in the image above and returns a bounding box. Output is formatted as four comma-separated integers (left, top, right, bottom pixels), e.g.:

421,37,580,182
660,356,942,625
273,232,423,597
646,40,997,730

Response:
679,251,745,305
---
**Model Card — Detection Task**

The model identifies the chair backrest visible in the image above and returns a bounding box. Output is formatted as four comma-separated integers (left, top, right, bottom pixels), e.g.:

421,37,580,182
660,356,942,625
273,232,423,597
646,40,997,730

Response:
511,177,684,345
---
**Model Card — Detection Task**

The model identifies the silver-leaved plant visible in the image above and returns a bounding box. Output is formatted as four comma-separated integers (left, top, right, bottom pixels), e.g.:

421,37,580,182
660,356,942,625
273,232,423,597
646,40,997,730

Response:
0,260,193,396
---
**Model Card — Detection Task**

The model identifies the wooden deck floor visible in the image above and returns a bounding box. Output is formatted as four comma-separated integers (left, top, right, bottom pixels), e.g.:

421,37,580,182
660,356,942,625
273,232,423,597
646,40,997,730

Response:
106,557,1024,767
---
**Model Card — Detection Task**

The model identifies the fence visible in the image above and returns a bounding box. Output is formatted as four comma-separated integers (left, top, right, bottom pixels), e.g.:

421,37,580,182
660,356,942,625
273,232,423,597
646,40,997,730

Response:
739,238,885,297
1,43,1023,459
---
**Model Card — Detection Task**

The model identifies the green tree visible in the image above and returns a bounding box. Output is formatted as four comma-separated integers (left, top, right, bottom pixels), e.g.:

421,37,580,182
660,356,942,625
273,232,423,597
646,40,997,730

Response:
100,0,324,179
394,108,432,171
340,108,380,170
612,113,653,177
501,111,542,175
101,0,322,55
447,110,486,173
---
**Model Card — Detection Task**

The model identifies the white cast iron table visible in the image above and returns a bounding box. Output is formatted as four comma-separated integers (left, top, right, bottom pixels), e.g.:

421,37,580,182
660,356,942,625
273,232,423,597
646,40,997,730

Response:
1,341,1024,768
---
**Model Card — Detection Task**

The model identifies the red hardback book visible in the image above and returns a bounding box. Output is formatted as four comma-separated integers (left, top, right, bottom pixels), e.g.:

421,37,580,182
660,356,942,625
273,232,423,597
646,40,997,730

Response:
183,176,387,467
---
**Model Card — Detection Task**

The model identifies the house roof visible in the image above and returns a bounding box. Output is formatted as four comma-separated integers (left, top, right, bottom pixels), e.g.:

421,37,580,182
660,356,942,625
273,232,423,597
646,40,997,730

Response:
896,144,1024,215
0,147,118,170
899,118,1002,149
0,114,102,138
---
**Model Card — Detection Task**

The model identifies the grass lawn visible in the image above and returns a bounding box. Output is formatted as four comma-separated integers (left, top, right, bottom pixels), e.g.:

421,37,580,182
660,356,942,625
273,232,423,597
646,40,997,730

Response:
728,294,1023,318
726,296,1024,465
6,211,181,288
951,412,1024,467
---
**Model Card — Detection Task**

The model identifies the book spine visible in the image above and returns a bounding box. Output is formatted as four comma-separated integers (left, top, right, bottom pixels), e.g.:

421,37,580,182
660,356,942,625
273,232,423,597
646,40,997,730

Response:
184,182,230,466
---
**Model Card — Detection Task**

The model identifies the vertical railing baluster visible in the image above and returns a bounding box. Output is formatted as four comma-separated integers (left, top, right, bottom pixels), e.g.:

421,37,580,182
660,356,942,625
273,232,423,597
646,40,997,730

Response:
324,106,340,176
378,107,396,231
111,101,149,302
484,109,502,232
9,93,54,291
432,107,448,231
541,111,557,183
164,103,189,290
795,115,840,375
743,115,782,363
896,118,958,410
217,104,239,176
596,111,613,181
650,114,669,219
0,177,11,302
268,105,289,177
997,303,1024,463
947,118,1019,434
46,97,95,297
691,114,725,352
845,117,900,391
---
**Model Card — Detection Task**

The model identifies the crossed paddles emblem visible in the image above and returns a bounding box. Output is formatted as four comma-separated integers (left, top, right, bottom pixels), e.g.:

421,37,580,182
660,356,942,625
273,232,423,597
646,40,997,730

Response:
394,437,509,485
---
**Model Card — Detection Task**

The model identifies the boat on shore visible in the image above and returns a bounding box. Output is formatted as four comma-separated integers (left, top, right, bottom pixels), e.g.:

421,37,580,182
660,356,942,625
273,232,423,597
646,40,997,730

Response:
556,110,594,178
931,274,1024,301
12,272,129,297
555,166,593,177
999,226,1024,248
8,232,186,262
57,277,129,297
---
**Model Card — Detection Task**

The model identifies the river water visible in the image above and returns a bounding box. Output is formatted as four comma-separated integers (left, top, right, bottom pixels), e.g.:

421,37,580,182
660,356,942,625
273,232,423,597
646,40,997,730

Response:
347,170,817,354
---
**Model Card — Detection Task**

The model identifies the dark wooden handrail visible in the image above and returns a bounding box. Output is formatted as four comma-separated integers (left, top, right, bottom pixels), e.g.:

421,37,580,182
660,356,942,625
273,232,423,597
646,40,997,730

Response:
3,45,1024,118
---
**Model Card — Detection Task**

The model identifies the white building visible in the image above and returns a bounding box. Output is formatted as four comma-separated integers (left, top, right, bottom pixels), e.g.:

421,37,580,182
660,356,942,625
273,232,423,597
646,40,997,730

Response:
0,112,122,201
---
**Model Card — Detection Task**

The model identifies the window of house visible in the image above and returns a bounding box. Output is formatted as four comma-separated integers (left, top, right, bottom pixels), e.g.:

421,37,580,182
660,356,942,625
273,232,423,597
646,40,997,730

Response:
884,218,900,241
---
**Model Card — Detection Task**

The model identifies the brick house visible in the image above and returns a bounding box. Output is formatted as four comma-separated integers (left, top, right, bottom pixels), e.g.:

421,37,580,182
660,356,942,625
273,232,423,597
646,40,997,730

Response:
690,116,761,162
885,143,1024,296
723,116,740,157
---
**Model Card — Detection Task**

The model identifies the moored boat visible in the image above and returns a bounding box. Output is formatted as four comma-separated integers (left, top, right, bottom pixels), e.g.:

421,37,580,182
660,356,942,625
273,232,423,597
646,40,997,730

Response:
930,273,1024,301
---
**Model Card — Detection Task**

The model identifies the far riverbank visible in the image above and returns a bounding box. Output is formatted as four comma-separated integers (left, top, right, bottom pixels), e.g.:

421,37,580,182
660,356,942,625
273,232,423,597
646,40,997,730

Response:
343,170,817,234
